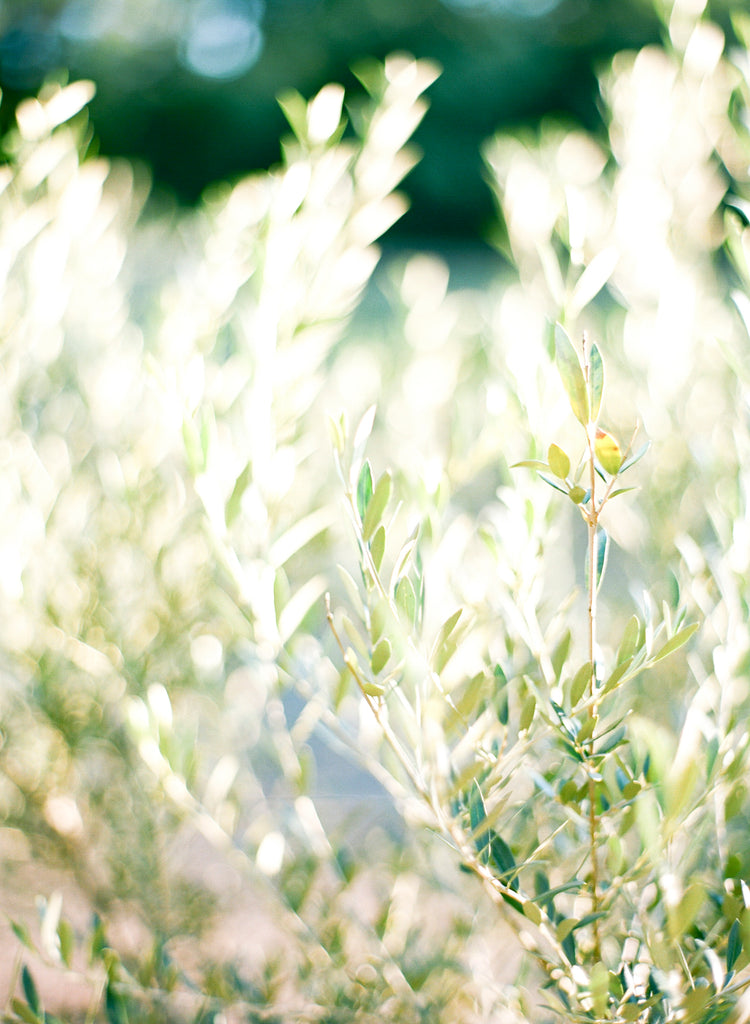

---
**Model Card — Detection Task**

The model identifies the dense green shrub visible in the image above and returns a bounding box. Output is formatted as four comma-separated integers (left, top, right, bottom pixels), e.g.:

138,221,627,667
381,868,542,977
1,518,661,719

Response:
6,3,750,1023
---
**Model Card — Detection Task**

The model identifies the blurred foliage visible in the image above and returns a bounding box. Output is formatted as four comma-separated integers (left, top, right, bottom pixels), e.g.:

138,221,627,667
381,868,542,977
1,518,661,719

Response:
7,0,750,1021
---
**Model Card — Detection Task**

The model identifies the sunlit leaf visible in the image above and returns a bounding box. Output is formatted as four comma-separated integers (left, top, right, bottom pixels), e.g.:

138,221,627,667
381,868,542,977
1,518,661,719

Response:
352,404,377,466
650,622,699,664
512,459,549,471
588,341,604,422
602,656,633,696
356,460,373,521
371,637,391,674
369,524,386,571
570,662,593,705
363,469,392,540
569,248,618,318
619,440,650,474
555,323,589,425
520,693,536,732
568,485,587,504
548,443,570,479
395,575,417,625
595,428,622,474
618,615,640,663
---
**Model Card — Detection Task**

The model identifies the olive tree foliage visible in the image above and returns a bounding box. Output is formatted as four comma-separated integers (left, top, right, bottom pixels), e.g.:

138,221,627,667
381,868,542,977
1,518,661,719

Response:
7,2,750,1023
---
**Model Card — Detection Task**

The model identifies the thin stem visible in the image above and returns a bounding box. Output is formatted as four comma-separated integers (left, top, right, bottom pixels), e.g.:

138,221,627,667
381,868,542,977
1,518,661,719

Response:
583,335,602,960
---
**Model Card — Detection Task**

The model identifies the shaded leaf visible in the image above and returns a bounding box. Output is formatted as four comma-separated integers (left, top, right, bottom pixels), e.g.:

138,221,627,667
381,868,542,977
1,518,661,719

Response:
22,967,41,1017
585,528,610,592
555,323,589,425
489,831,518,890
727,919,742,972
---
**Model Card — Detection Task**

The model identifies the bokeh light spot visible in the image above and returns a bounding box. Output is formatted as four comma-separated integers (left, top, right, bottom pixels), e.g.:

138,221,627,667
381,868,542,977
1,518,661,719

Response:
181,0,265,80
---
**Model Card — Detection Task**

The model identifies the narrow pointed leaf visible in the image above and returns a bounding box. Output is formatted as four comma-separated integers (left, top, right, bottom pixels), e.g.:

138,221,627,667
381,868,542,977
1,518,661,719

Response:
362,470,392,541
569,247,618,318
618,615,640,663
619,441,650,474
555,323,589,425
356,460,373,521
512,459,550,471
22,967,41,1017
588,342,604,422
650,622,699,664
586,527,610,592
395,575,417,625
370,524,386,570
727,919,742,971
538,473,568,495
570,662,593,705
489,831,518,890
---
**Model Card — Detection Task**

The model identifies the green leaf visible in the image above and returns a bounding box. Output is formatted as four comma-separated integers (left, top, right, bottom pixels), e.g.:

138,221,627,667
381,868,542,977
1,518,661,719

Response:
588,341,604,422
22,966,41,1017
362,470,392,541
568,485,587,504
58,918,75,968
469,780,488,857
650,622,699,664
555,323,589,425
106,981,129,1024
489,832,518,890
356,460,373,521
570,662,593,705
11,919,35,951
727,919,742,971
432,609,463,672
10,1000,41,1024
370,637,391,675
618,615,640,663
585,528,610,592
369,524,386,571
548,443,570,479
595,428,622,474
619,440,650,474
602,656,633,695
519,693,536,732
512,459,550,472
395,576,417,625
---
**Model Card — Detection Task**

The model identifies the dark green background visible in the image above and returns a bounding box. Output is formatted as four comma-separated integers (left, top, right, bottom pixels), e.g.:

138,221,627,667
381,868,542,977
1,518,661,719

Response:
0,0,736,242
